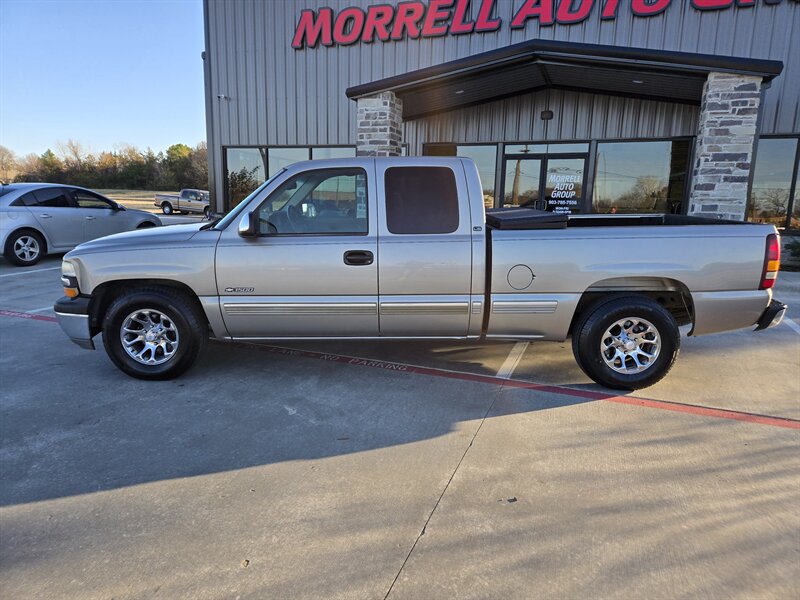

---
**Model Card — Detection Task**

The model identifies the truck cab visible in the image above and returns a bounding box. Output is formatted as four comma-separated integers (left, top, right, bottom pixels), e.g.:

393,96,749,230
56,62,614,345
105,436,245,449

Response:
217,157,485,339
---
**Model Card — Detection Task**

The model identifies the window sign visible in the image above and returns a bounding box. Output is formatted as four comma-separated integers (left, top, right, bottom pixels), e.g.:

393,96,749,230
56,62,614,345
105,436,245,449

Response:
545,159,583,214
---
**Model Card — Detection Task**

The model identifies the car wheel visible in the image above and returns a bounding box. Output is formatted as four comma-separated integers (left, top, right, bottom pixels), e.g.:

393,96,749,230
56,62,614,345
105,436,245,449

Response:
161,202,173,215
203,206,211,218
5,229,45,267
572,296,680,390
102,287,207,380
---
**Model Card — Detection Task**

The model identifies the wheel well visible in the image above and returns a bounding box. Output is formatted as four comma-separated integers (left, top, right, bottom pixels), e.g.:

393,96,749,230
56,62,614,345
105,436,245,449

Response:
161,200,172,207
88,279,207,336
4,227,48,255
569,278,694,335
136,221,156,229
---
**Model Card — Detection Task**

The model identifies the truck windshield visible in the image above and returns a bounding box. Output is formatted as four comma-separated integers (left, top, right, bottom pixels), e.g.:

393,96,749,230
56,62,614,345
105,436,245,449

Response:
213,169,286,230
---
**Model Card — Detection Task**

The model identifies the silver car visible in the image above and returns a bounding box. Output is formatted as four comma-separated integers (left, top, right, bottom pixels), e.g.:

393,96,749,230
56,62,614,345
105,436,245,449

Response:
1,183,161,267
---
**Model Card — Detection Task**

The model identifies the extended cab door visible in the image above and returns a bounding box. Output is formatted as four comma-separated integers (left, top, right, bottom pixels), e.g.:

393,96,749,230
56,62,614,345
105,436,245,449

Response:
376,159,474,337
215,162,379,338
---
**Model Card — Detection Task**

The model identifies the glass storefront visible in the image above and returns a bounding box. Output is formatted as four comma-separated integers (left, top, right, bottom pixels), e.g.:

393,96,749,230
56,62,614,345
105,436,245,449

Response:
593,140,691,214
502,143,589,213
224,146,356,210
748,137,800,229
423,144,497,207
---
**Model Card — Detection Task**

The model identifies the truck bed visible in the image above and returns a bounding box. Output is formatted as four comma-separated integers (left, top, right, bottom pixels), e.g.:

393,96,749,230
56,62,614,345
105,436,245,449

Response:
485,208,744,230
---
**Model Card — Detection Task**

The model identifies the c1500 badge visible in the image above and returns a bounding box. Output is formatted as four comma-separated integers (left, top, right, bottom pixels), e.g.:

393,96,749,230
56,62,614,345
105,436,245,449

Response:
225,287,255,293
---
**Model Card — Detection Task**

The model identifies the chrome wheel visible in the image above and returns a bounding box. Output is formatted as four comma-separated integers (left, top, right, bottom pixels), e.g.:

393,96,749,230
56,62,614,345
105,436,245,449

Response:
120,308,179,365
600,317,661,374
14,235,40,263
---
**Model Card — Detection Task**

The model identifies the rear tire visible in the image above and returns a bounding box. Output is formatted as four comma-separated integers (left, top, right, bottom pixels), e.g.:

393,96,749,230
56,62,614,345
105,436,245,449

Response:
161,202,173,215
572,296,680,390
203,206,211,219
5,229,45,266
102,287,207,380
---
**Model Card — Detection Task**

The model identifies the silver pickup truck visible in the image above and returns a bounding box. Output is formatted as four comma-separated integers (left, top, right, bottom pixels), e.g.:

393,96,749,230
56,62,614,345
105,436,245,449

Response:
154,189,210,216
55,157,785,389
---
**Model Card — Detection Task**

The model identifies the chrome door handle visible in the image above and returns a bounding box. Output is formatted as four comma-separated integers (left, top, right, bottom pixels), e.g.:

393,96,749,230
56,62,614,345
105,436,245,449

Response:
40,213,52,218
85,216,96,220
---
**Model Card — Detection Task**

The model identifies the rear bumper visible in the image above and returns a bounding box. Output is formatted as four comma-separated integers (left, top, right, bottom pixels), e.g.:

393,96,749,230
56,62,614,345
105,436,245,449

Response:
754,299,787,331
54,296,95,350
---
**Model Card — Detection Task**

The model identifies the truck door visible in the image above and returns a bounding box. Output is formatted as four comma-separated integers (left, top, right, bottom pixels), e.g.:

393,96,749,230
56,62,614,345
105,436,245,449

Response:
215,164,379,338
376,160,474,337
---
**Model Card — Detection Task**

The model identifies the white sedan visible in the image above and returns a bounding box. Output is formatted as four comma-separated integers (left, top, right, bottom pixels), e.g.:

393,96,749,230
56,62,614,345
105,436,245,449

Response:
1,183,161,266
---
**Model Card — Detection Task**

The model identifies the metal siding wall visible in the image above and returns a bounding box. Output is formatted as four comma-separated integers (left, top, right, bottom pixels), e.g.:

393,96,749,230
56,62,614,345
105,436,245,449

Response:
204,0,799,201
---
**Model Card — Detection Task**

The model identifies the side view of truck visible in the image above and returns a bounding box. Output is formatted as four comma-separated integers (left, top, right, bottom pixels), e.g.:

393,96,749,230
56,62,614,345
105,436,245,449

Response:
56,157,785,389
154,189,210,216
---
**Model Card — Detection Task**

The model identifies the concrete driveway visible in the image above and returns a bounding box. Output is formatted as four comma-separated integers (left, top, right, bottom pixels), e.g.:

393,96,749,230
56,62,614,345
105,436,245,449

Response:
1,257,798,599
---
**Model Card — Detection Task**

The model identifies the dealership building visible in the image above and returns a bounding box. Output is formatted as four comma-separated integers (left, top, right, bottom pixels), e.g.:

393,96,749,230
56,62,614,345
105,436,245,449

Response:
202,0,799,227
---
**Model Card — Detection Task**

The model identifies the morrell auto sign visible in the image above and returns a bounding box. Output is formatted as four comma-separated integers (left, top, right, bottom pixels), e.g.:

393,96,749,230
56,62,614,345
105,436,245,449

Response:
292,0,790,49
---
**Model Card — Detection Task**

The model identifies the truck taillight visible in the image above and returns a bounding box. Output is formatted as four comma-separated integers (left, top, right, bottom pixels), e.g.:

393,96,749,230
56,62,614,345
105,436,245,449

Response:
760,233,780,290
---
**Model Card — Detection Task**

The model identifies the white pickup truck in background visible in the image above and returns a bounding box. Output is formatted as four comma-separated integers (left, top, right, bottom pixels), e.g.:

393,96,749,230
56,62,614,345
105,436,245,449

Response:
154,189,210,216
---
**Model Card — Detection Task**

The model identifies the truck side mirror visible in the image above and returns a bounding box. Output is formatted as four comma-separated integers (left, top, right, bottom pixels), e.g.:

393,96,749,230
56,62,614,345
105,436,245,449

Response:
238,212,258,237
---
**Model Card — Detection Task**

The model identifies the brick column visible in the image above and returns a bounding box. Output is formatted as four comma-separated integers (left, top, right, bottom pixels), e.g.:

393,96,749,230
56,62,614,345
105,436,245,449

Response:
688,72,762,221
356,91,403,157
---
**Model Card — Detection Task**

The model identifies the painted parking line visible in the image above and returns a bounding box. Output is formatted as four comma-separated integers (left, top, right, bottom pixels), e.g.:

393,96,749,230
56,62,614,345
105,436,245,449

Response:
0,266,60,278
784,318,800,335
496,342,529,379
2,308,798,430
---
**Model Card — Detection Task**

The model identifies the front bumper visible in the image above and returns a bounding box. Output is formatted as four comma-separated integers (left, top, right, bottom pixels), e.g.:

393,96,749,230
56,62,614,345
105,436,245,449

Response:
754,299,787,332
54,296,95,350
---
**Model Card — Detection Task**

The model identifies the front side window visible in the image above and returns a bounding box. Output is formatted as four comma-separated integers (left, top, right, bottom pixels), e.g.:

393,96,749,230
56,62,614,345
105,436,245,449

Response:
256,168,367,235
748,137,799,228
385,167,459,234
71,190,115,209
593,140,691,214
32,187,73,208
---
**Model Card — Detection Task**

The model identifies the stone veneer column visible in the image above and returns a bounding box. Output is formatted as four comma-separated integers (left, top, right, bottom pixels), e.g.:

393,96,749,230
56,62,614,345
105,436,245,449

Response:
356,91,403,157
688,72,763,221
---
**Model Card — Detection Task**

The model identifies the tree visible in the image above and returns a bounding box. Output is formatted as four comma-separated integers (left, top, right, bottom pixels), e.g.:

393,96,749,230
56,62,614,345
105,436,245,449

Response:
0,145,17,182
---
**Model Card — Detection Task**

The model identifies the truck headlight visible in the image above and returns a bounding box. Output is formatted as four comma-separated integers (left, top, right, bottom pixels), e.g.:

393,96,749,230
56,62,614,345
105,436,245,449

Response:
61,260,79,297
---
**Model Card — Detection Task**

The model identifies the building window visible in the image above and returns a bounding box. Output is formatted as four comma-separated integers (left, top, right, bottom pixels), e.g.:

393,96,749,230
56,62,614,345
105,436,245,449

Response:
748,137,800,229
593,140,691,214
224,146,356,210
423,144,497,207
225,148,267,210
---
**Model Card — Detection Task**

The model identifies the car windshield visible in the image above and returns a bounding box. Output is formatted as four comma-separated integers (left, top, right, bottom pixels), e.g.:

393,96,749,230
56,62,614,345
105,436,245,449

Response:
213,169,286,230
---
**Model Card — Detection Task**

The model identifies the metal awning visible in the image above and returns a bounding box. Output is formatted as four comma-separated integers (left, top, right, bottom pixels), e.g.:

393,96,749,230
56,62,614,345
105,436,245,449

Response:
345,39,783,120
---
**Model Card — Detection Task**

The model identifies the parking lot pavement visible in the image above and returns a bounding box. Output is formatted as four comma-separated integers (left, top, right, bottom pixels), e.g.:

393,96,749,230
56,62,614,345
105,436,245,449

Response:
1,260,798,599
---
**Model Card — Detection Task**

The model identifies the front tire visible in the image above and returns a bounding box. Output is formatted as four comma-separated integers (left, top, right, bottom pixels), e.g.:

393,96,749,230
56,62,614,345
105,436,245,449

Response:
5,229,45,266
102,288,207,380
161,202,173,215
572,296,680,390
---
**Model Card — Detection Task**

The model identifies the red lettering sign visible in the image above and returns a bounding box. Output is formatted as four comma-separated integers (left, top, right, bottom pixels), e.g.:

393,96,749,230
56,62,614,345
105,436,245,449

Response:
290,0,772,49
511,0,555,28
292,8,333,49
333,7,366,45
362,4,394,43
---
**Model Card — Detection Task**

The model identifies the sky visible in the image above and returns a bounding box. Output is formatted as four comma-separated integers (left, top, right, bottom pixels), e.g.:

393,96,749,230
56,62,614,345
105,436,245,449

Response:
0,0,206,157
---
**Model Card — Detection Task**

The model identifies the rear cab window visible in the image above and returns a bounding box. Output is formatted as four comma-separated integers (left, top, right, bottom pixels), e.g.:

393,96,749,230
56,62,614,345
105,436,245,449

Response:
384,167,459,234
